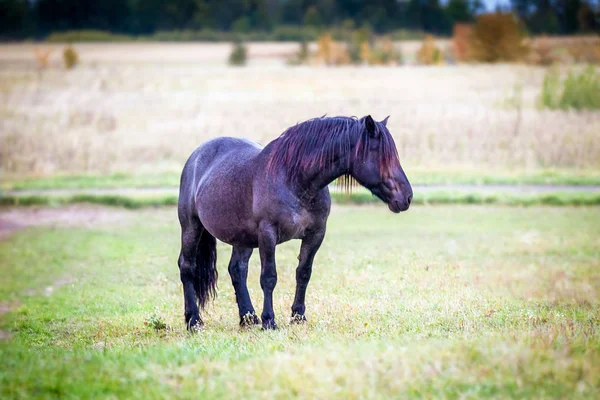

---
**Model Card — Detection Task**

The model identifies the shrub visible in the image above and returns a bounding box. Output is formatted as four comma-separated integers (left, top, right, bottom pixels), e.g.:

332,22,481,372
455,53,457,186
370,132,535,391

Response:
34,48,53,69
539,66,600,110
470,12,529,62
232,17,251,33
63,45,78,69
417,35,443,65
315,33,349,66
560,66,600,110
452,23,473,62
145,307,168,331
228,41,247,66
368,37,402,65
359,41,371,64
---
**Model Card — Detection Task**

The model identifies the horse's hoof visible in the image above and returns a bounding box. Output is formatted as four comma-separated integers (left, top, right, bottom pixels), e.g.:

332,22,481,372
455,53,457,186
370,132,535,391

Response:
261,320,278,330
290,313,307,324
187,318,204,333
240,312,260,327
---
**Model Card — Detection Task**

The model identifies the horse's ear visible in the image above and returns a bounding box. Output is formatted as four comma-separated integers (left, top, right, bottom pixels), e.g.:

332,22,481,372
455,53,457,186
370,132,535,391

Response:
381,116,390,127
364,115,377,137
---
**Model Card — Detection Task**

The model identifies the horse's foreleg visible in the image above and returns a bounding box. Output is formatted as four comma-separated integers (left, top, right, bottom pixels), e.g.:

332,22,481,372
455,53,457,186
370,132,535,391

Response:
291,230,325,324
178,218,203,331
258,222,278,330
228,246,259,326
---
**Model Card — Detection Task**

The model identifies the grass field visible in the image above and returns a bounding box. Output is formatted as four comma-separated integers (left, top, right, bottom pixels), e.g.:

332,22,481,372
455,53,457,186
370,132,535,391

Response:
1,205,598,398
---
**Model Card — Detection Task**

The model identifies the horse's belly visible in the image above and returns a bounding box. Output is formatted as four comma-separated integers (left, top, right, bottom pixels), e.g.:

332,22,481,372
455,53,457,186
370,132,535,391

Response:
195,181,259,247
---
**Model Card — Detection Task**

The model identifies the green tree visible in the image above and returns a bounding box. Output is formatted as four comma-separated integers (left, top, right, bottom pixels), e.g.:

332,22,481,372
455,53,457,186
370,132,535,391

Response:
232,17,251,33
0,0,32,38
282,0,303,25
303,6,323,28
578,1,599,33
446,0,474,23
190,0,212,29
251,0,273,31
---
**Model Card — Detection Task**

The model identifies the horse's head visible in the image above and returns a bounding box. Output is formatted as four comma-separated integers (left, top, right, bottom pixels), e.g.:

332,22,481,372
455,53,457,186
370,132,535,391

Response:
351,115,412,213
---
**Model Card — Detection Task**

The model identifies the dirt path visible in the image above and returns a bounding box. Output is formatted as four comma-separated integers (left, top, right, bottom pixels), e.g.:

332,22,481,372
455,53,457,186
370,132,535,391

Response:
0,204,135,239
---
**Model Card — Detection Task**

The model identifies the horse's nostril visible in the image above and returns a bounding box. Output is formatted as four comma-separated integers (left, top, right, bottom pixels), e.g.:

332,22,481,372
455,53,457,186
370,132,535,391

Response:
407,194,413,205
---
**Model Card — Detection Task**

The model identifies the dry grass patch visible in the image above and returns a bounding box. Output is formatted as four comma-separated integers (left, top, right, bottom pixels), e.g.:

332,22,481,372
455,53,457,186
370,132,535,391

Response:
1,54,599,176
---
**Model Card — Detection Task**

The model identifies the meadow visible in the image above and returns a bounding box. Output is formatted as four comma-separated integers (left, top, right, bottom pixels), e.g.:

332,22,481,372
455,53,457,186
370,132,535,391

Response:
1,42,599,398
1,43,599,187
0,205,600,398
0,204,599,398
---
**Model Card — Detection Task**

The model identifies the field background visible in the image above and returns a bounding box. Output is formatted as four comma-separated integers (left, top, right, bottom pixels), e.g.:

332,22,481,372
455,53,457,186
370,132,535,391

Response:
1,42,599,185
1,41,599,398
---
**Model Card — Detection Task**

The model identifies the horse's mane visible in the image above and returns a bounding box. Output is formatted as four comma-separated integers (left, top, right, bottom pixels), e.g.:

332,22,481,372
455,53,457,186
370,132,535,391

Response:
266,116,399,185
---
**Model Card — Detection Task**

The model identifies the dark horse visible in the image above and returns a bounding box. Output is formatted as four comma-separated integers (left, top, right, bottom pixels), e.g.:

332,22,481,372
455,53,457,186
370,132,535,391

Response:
177,115,412,330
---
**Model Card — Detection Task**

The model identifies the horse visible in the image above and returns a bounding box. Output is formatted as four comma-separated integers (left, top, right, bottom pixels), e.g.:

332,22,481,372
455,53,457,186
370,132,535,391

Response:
177,115,412,331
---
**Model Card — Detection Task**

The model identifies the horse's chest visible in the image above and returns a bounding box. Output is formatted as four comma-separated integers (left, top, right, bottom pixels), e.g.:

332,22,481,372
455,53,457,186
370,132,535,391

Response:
277,208,313,242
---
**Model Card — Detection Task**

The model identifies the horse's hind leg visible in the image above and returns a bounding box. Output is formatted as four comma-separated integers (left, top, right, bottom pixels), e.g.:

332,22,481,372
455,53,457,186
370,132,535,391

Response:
291,230,325,324
228,246,259,326
178,216,203,331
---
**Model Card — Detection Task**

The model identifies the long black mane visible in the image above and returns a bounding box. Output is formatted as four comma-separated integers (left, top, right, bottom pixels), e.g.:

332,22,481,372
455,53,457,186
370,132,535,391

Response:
267,116,400,184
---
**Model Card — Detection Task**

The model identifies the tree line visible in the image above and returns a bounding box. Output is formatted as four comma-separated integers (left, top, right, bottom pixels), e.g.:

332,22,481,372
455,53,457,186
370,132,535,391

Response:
1,0,598,39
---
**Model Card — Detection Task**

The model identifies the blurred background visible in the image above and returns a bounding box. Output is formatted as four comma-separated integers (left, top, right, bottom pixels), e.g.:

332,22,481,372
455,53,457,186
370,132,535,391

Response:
1,3,600,397
0,0,599,199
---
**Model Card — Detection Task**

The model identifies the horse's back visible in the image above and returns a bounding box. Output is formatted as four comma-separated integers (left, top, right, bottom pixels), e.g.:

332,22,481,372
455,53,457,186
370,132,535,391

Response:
178,137,263,243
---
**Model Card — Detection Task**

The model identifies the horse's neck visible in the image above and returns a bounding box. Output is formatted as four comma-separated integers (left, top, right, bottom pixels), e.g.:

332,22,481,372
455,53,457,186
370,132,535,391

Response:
259,131,354,199
296,145,351,198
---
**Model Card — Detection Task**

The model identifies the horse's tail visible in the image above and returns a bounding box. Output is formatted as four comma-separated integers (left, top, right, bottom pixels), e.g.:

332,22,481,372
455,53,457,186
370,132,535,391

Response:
195,230,218,309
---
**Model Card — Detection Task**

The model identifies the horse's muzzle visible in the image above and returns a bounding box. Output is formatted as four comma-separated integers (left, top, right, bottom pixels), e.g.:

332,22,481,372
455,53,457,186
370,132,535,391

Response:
388,196,411,213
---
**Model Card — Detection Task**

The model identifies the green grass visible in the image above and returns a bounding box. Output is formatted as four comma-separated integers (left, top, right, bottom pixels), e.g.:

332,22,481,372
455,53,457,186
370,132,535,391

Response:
407,168,600,186
1,173,181,191
3,169,600,191
539,66,600,111
1,205,599,398
2,190,600,209
0,194,179,209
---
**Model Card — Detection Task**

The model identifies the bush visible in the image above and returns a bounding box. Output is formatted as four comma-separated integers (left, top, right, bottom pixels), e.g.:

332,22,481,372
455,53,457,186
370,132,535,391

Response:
560,66,600,110
315,33,350,65
452,23,473,62
368,37,402,65
62,45,78,69
228,41,247,66
417,35,443,65
470,12,529,62
539,66,600,110
34,48,53,69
